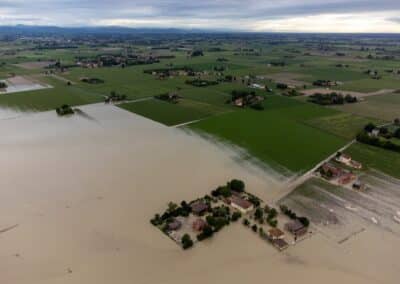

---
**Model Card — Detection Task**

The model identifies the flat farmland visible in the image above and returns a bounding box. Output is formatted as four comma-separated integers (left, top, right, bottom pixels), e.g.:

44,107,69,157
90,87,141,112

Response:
119,98,230,126
190,95,347,173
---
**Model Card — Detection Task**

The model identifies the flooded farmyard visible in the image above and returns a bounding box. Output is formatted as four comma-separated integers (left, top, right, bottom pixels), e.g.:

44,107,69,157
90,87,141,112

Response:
0,104,398,284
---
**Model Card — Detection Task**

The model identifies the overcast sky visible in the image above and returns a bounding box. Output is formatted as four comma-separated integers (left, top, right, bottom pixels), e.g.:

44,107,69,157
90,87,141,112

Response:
0,0,400,32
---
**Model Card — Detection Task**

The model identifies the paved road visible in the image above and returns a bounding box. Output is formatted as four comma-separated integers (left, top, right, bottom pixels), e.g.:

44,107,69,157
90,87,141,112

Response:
273,139,357,203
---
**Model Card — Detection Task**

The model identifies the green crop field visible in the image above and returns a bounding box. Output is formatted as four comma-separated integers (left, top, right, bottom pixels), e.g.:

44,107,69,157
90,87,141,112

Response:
119,98,230,126
344,142,400,179
190,95,347,173
0,77,103,111
304,113,385,139
331,92,400,121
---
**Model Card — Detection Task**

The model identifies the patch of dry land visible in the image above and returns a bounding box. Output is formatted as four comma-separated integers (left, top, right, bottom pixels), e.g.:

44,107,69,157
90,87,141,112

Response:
0,75,52,94
302,88,394,98
0,104,398,284
15,61,54,70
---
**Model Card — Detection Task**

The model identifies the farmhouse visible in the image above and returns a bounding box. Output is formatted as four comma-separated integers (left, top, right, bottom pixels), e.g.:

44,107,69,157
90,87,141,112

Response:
335,153,362,169
338,172,357,185
191,200,209,216
285,220,308,237
229,195,254,214
320,163,342,179
168,219,182,231
267,228,285,240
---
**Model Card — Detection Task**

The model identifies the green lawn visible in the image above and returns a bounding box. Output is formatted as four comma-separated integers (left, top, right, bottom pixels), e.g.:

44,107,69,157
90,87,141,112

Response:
119,98,229,126
190,95,347,173
344,142,400,179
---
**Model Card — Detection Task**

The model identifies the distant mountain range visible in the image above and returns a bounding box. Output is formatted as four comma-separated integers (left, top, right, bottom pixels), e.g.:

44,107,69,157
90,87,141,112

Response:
0,25,218,36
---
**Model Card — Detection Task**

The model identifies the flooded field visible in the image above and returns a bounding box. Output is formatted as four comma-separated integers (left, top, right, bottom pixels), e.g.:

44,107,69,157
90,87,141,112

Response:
280,173,400,242
0,104,398,284
0,76,51,94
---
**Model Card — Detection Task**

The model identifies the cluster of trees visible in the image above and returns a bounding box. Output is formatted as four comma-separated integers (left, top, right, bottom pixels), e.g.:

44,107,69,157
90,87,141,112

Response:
308,92,357,105
269,61,286,67
276,83,288,89
191,50,204,57
154,93,181,104
211,179,246,198
185,79,218,87
197,205,237,241
280,205,310,227
181,234,193,250
229,90,265,110
283,89,301,97
312,80,336,87
56,104,74,116
81,77,104,84
105,91,127,103
357,127,400,153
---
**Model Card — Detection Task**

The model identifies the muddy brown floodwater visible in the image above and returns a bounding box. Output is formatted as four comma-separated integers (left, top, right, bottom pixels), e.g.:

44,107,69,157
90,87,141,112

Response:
0,104,398,284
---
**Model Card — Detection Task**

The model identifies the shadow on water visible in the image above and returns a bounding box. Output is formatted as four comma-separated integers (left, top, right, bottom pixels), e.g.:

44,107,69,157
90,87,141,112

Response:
73,108,99,123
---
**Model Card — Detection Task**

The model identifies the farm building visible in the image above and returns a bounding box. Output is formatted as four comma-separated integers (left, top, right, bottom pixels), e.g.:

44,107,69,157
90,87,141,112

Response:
229,195,254,214
272,239,289,251
285,220,308,237
191,200,209,216
267,228,285,240
192,218,206,232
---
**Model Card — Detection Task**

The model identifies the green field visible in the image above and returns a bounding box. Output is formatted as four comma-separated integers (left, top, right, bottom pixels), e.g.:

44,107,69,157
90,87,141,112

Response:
304,113,385,139
0,77,103,111
331,92,400,121
344,142,400,179
119,98,229,126
190,96,347,173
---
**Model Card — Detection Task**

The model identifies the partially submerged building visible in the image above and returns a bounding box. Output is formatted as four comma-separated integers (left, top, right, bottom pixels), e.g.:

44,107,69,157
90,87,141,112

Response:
285,220,308,237
229,195,254,214
191,200,209,216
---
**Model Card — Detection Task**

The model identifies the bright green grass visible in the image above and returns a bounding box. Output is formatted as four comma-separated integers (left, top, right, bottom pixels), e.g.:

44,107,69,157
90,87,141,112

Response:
344,143,400,179
119,98,230,126
0,77,103,111
304,113,385,139
190,95,347,173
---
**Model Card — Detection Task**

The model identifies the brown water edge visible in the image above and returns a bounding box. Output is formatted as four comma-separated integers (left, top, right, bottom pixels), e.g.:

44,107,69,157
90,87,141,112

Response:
0,104,397,284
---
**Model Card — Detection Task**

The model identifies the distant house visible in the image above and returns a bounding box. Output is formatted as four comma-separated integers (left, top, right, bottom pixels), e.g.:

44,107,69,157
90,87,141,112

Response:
250,83,265,89
192,218,206,232
371,129,380,137
191,200,209,216
234,98,244,107
168,219,182,231
320,163,342,179
336,154,352,164
335,153,362,169
338,172,357,185
267,228,285,240
272,238,289,251
285,220,308,237
350,160,362,169
229,195,254,214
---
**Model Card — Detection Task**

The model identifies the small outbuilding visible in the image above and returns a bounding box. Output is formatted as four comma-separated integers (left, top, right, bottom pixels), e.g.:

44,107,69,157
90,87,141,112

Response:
285,220,308,237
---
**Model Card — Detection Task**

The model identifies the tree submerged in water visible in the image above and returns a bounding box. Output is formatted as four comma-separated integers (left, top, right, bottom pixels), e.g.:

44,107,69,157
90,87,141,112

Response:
56,104,74,116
